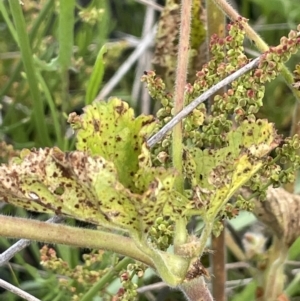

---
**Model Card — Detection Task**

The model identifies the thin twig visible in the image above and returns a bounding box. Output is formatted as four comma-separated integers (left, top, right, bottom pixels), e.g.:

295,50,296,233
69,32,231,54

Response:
95,26,156,101
3,262,69,279
0,278,41,301
137,282,168,294
135,0,163,11
225,277,252,290
0,215,64,266
131,0,155,114
136,261,251,294
146,57,260,148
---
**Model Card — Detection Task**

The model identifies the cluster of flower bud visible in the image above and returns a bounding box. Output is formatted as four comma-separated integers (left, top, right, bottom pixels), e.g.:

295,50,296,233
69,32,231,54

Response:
199,114,233,147
141,70,174,154
235,195,255,211
240,134,300,203
148,216,174,250
276,135,300,163
142,20,300,216
40,246,113,300
116,270,139,301
208,21,300,126
257,29,300,83
141,71,172,110
40,245,70,275
78,8,104,26
127,263,146,278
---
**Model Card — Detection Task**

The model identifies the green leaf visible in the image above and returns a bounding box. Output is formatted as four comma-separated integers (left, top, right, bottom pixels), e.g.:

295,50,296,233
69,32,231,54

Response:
134,165,191,227
0,148,140,235
85,45,107,105
184,119,280,220
0,100,190,238
0,147,188,236
68,98,156,192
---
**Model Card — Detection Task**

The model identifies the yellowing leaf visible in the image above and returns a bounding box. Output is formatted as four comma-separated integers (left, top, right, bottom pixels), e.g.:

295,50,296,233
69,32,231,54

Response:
134,166,190,226
0,148,141,234
0,147,189,236
184,119,281,220
68,98,156,191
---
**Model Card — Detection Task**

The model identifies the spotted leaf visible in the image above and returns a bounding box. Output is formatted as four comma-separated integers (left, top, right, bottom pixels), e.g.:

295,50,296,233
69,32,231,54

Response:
0,148,141,234
68,98,156,191
184,119,281,220
0,147,189,236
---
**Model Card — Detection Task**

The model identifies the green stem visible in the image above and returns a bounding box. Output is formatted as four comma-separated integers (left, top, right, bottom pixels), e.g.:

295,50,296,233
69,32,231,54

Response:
130,234,190,287
211,222,226,301
58,0,75,70
196,221,214,258
263,237,288,301
205,2,227,300
58,0,75,118
36,72,63,149
8,0,51,146
285,273,300,296
150,249,190,287
0,0,54,98
0,1,18,43
0,214,190,287
0,215,153,267
81,257,132,301
173,0,192,253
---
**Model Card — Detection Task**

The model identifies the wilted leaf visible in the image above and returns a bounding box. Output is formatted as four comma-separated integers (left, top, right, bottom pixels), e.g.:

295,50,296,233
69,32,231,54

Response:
253,187,300,247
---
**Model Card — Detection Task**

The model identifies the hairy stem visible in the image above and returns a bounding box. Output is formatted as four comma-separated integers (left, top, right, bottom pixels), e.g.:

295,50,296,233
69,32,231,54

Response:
179,276,214,301
173,0,192,251
173,0,192,192
0,215,153,268
0,215,191,287
206,1,227,300
0,216,64,266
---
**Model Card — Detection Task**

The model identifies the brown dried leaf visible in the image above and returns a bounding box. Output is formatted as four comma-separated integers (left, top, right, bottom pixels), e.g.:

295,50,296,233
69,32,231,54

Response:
253,187,300,246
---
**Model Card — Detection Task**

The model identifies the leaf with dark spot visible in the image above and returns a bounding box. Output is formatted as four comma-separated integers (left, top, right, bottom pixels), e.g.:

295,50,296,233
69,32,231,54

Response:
68,98,156,192
183,119,280,220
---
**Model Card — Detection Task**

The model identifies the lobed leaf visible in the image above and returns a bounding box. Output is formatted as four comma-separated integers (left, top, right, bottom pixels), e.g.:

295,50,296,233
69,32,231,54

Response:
0,147,188,236
0,100,192,238
134,165,190,226
0,148,140,234
68,98,156,192
184,119,281,220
